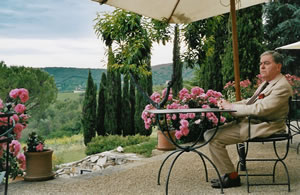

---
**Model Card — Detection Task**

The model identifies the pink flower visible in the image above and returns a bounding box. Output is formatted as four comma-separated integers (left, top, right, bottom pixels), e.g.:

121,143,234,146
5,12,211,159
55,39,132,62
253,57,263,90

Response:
175,130,183,139
36,143,44,152
0,99,3,110
10,140,21,156
208,97,217,105
20,113,30,122
180,126,190,136
180,119,189,127
14,104,26,113
191,87,204,96
12,114,19,123
206,89,214,97
150,92,161,103
18,88,29,103
179,88,190,100
13,123,24,134
220,116,226,123
171,114,177,120
188,113,195,119
179,113,188,120
240,79,251,88
202,104,210,109
17,153,26,170
9,89,19,99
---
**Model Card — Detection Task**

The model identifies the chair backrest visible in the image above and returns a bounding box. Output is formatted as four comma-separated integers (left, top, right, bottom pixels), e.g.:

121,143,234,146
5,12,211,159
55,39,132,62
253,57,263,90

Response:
289,96,300,121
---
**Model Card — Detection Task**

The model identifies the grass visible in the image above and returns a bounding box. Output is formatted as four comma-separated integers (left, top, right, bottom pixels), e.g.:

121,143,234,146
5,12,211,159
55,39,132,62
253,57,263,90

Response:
45,134,86,169
124,137,157,157
57,92,83,101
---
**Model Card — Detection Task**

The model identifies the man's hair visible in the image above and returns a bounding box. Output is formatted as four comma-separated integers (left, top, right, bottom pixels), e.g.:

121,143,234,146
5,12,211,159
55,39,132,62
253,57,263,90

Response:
260,50,283,65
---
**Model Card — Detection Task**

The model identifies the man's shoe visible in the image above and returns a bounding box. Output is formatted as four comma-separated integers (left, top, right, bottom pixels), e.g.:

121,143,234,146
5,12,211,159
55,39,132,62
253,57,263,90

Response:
210,174,225,183
211,173,241,188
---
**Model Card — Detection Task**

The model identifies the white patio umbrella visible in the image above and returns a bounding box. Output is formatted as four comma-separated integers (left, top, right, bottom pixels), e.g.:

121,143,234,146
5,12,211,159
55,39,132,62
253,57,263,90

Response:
92,0,269,100
276,41,300,50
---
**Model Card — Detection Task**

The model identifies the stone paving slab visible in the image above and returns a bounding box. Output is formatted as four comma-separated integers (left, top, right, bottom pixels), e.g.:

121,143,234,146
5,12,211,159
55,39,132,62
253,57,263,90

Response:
2,136,300,195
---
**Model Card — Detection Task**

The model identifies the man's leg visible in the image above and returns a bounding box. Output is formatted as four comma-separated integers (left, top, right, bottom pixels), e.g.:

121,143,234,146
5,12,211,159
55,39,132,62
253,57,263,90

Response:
204,121,244,188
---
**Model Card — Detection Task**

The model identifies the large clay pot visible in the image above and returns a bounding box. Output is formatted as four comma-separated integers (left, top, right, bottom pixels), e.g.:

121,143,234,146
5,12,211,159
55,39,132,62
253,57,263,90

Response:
24,149,55,181
156,130,176,151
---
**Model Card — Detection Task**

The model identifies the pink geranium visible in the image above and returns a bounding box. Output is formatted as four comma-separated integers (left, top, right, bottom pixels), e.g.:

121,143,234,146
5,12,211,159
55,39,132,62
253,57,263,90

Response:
18,88,29,103
36,143,44,152
17,153,26,170
142,87,226,140
9,89,19,99
14,104,26,113
10,140,21,156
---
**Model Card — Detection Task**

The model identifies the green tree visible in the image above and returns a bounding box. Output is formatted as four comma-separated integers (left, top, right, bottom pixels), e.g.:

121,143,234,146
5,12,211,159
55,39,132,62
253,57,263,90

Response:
129,77,136,135
183,16,228,91
172,24,183,97
0,61,57,117
81,70,97,145
94,9,170,136
222,5,264,83
122,74,131,136
264,1,300,76
104,48,119,135
96,72,107,136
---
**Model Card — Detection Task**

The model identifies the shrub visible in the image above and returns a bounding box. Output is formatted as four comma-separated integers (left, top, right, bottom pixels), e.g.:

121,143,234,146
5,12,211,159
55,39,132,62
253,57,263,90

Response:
85,135,150,155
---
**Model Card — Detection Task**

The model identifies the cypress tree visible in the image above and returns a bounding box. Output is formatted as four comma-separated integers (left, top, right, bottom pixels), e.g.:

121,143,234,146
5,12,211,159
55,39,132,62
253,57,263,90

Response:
122,74,131,136
172,24,183,97
81,70,97,146
96,72,107,136
104,47,118,135
115,70,122,135
129,76,136,135
197,15,228,92
134,62,152,136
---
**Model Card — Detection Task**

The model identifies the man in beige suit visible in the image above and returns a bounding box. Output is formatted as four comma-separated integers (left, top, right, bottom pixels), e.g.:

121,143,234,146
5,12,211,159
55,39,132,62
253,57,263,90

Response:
207,51,293,188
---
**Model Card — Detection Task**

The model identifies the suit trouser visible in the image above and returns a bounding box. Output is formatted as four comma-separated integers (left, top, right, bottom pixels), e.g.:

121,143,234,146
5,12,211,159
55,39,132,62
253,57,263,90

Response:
205,121,246,175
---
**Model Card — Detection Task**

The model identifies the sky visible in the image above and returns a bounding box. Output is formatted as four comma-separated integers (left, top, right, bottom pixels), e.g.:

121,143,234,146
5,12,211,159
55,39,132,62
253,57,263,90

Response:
0,0,173,69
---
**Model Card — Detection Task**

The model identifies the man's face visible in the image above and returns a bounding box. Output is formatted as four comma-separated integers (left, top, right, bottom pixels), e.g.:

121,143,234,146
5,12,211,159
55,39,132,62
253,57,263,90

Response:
259,54,281,81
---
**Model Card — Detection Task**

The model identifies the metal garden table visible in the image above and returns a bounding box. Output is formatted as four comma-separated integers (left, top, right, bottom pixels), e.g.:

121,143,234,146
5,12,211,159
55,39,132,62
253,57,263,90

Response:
146,108,236,194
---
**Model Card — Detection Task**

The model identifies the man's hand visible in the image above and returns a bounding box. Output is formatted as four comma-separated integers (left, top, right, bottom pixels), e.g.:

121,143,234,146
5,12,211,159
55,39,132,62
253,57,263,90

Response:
218,99,233,110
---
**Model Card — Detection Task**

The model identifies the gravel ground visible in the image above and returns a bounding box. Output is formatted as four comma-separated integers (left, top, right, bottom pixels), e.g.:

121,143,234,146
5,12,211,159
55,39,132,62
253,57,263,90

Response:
2,136,300,195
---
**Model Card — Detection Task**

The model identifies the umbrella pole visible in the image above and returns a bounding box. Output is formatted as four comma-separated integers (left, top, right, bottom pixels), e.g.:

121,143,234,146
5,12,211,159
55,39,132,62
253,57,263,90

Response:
230,0,246,171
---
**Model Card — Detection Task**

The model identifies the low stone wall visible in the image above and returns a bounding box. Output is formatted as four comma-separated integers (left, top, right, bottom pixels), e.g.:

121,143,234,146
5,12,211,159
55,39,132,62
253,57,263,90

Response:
55,146,143,178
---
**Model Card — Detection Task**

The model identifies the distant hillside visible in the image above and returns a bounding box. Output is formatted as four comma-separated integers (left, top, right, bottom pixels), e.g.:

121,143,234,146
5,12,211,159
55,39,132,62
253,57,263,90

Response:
42,64,195,92
42,67,106,92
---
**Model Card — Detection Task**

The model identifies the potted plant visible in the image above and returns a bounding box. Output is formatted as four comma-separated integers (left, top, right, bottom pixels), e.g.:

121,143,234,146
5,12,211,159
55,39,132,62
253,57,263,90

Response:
24,132,55,181
142,87,227,150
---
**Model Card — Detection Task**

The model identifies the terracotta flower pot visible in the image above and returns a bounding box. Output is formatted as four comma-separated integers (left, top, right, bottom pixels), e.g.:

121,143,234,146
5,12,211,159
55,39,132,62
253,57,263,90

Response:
24,149,55,181
156,130,176,151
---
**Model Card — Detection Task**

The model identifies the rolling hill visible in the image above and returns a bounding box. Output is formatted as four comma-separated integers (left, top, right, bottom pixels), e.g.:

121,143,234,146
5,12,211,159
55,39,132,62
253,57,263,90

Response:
42,64,195,92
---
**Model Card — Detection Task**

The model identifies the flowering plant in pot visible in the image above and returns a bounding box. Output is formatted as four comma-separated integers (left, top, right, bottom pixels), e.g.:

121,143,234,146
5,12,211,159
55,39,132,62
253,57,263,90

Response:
142,87,227,144
24,132,55,181
26,132,45,152
0,88,29,179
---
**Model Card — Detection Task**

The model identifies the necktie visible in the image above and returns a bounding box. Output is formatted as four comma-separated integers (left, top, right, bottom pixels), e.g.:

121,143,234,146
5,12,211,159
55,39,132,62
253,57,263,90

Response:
246,82,269,105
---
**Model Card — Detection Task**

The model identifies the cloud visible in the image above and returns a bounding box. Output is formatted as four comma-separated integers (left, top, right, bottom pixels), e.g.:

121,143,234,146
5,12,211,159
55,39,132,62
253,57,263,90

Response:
0,1,172,68
0,37,107,68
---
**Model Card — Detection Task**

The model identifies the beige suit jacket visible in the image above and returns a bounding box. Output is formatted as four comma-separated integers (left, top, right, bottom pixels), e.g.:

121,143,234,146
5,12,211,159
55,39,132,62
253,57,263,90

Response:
232,74,293,140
